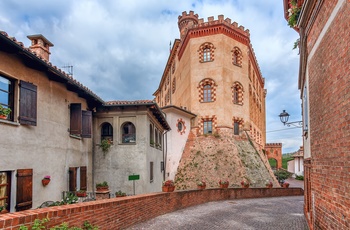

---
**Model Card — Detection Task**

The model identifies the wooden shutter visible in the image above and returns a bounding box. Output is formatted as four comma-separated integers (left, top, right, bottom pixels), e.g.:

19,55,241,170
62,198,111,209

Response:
81,110,92,138
80,166,87,190
19,81,37,126
16,169,33,211
150,162,154,182
69,167,77,191
70,103,82,135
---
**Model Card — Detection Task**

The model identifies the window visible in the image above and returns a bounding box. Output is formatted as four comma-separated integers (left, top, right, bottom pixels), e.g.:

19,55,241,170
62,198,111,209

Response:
70,103,92,138
203,120,212,134
232,82,243,105
150,162,154,183
122,122,136,143
69,166,87,192
198,78,217,103
234,122,240,135
149,124,154,145
0,75,14,121
203,48,211,62
177,122,183,132
198,42,215,63
232,47,242,67
0,171,11,212
19,81,37,126
203,85,212,102
303,84,309,136
101,122,113,142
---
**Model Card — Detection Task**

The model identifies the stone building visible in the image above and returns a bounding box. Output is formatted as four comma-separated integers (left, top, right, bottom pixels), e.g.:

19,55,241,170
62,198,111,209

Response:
283,0,349,229
154,11,277,189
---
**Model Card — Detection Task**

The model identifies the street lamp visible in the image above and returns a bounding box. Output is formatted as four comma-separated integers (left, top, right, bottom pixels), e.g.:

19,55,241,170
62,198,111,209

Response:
279,110,302,127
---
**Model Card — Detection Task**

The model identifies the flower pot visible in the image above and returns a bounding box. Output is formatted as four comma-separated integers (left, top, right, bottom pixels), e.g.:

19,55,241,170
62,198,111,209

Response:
76,192,87,197
282,183,290,188
96,186,109,192
0,209,8,214
42,178,50,186
220,183,229,189
162,185,175,192
241,184,249,188
0,115,7,120
197,185,206,190
266,184,273,189
116,195,126,198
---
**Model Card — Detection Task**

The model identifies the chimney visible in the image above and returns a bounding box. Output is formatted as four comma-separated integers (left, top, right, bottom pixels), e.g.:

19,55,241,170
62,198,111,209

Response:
27,34,53,62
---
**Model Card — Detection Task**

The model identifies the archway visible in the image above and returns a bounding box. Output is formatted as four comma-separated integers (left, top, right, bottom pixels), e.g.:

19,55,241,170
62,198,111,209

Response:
265,143,282,169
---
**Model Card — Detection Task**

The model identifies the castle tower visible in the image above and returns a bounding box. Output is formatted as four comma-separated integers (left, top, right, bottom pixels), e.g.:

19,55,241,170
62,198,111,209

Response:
154,11,275,189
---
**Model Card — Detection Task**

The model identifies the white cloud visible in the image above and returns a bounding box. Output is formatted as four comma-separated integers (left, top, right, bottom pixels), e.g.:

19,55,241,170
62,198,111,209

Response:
0,0,302,151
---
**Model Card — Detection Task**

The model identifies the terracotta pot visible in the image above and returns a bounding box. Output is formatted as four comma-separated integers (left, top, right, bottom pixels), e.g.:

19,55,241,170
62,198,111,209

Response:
197,185,206,190
282,183,290,188
220,183,229,189
76,192,87,197
241,184,249,188
96,186,109,192
162,186,175,192
0,115,7,120
116,195,126,198
0,209,8,214
266,184,273,189
42,178,50,186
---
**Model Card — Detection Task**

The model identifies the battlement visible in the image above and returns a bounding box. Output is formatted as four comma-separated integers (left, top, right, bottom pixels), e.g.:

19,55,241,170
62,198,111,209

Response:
265,143,282,147
178,11,250,38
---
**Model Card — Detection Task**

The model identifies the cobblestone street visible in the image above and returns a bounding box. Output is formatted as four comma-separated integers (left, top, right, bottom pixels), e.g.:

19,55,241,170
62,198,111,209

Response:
128,196,308,230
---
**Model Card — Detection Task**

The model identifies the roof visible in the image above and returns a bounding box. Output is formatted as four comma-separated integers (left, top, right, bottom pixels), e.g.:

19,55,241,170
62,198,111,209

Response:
0,31,104,107
104,100,171,131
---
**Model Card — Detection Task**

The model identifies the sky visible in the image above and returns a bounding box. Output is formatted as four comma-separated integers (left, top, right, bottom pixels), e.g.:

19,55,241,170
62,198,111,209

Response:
0,0,302,153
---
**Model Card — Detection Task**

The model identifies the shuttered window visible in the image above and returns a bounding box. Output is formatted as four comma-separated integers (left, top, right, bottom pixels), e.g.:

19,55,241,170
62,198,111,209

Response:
16,169,32,211
82,111,92,138
70,103,92,138
69,167,77,191
150,162,154,183
19,81,37,126
80,166,87,191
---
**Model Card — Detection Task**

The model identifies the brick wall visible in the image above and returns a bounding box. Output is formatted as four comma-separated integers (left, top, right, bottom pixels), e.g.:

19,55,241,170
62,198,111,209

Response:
0,188,303,230
307,1,350,229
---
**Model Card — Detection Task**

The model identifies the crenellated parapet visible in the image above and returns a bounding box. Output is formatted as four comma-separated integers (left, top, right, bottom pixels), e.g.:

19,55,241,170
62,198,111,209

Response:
266,143,282,147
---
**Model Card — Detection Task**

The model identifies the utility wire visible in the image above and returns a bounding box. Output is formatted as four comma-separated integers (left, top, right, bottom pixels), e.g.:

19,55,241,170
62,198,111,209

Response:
266,127,301,133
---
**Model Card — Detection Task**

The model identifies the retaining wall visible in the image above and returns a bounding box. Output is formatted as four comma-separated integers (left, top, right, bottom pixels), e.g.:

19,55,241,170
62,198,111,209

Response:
0,187,303,230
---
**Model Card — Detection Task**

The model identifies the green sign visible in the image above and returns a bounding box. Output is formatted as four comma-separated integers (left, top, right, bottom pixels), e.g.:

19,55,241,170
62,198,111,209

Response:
128,175,140,181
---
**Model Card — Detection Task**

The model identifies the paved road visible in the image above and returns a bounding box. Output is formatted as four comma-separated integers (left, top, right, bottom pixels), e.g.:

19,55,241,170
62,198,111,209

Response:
127,196,308,230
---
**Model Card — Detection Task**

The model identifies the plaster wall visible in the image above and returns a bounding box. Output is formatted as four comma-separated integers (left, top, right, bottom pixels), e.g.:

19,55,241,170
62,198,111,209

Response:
93,108,164,195
0,51,93,210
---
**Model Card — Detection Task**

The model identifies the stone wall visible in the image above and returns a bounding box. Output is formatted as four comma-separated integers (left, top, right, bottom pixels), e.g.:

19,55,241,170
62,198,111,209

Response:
0,188,303,230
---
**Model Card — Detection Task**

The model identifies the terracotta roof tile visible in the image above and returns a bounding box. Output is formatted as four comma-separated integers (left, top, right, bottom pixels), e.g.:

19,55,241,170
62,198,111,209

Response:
105,100,154,106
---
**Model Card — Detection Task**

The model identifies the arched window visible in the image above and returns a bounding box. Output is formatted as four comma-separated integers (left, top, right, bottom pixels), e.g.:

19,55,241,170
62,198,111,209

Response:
232,82,244,105
101,122,113,142
232,47,242,67
122,122,136,143
198,78,217,103
203,84,212,102
198,42,215,63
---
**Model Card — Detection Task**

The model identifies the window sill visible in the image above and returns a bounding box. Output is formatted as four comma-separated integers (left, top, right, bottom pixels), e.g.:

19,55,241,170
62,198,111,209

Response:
0,119,20,126
70,134,82,140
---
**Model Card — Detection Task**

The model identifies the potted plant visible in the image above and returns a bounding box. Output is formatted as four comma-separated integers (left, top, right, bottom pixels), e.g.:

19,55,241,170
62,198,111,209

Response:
42,175,51,186
76,190,87,197
0,203,8,214
99,139,112,154
282,182,290,188
197,180,206,190
240,180,250,188
162,180,175,192
115,190,127,197
0,105,11,120
219,179,229,188
96,181,109,192
287,0,302,28
265,181,273,188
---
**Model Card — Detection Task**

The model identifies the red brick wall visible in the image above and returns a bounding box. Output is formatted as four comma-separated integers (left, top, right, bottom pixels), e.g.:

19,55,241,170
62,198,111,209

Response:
307,1,350,229
0,188,303,230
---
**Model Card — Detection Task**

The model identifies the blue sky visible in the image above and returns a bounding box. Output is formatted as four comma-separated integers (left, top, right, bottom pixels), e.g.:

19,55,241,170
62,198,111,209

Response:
0,0,302,153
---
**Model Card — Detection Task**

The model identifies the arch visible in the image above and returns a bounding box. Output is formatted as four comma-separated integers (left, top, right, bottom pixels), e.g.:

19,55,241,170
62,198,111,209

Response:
265,144,283,169
121,122,136,143
198,42,215,62
232,46,243,66
101,122,113,143
198,78,217,102
232,82,244,105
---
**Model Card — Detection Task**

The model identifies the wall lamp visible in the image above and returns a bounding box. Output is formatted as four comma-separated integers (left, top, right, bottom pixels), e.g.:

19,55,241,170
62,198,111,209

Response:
279,110,302,127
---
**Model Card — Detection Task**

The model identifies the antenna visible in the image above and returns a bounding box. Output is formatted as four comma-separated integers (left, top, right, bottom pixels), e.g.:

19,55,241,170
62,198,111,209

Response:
62,64,73,77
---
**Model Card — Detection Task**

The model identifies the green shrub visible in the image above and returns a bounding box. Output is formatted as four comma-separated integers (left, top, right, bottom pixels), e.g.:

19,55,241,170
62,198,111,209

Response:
295,175,304,180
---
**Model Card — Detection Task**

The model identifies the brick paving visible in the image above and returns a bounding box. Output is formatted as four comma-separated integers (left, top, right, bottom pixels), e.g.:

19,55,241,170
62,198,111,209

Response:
127,196,308,230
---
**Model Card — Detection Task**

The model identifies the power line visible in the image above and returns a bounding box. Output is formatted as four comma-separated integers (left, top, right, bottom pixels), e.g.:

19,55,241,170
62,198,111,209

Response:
266,127,301,133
